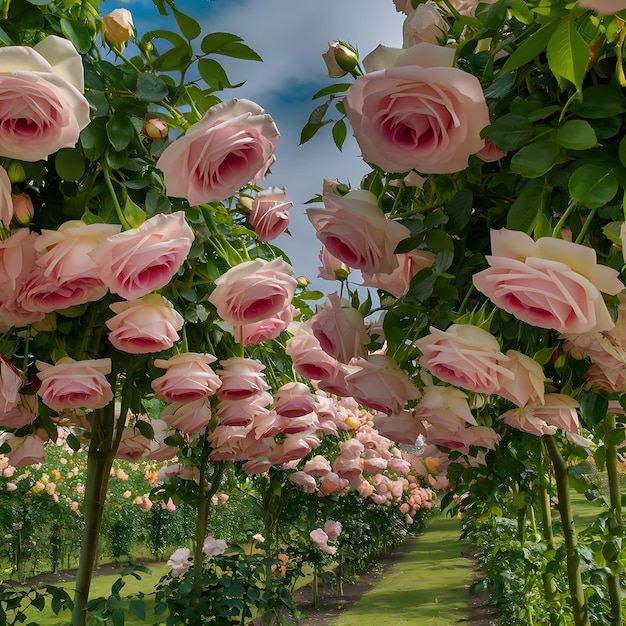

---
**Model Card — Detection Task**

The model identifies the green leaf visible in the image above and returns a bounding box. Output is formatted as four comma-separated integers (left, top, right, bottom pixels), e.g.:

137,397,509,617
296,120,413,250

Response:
568,164,619,208
486,114,536,151
618,134,626,168
60,17,93,54
556,120,597,150
300,121,323,145
312,83,352,99
172,7,201,41
135,419,155,441
198,58,240,91
106,115,135,152
331,119,347,150
580,392,609,429
136,73,169,102
129,599,145,620
503,22,557,72
445,189,473,234
571,85,626,119
200,32,262,61
55,148,85,182
604,427,626,446
546,18,588,90
66,432,81,452
510,140,564,177
507,181,546,233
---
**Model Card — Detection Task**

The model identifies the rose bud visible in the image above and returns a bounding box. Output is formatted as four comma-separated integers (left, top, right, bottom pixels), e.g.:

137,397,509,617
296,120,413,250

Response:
7,162,25,183
102,8,134,46
12,193,34,225
322,41,359,78
142,117,169,140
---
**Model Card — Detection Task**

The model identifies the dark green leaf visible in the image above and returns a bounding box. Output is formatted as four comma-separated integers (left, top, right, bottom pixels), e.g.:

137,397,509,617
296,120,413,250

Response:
172,7,201,40
106,115,135,152
312,83,352,99
331,119,347,150
568,164,618,208
556,119,597,150
129,599,145,620
486,114,536,151
135,419,155,441
547,18,588,90
200,32,262,61
60,17,93,54
55,148,85,182
571,85,626,119
198,58,240,91
510,140,564,178
604,427,626,446
136,73,169,102
507,181,546,233
503,22,557,72
446,189,473,233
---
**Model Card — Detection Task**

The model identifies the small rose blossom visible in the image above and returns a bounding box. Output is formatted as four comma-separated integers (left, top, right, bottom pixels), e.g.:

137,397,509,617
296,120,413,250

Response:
92,212,194,300
202,536,228,557
116,425,152,461
476,138,507,163
106,294,184,354
474,229,624,334
578,0,626,13
235,304,296,347
209,258,297,326
496,350,545,407
161,397,213,434
322,41,359,78
167,547,191,578
344,43,489,174
311,293,370,364
216,357,269,400
142,116,168,140
273,382,317,417
36,357,113,412
12,193,34,226
252,533,265,543
0,356,22,414
393,0,414,14
415,386,477,429
0,36,90,161
403,3,447,47
248,187,292,241
324,520,342,539
285,333,341,381
102,8,134,45
373,409,426,445
415,324,514,395
0,393,37,429
317,247,349,281
0,431,47,468
157,98,279,205
152,353,222,403
307,190,410,275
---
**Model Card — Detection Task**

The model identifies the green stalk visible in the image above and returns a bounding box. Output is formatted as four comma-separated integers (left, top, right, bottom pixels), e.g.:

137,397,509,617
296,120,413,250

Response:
71,402,117,626
603,413,623,626
544,435,590,626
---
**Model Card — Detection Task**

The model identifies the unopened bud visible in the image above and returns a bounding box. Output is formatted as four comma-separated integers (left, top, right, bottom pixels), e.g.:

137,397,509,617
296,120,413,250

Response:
12,193,34,225
102,8,134,45
142,117,169,140
322,41,359,78
7,162,25,183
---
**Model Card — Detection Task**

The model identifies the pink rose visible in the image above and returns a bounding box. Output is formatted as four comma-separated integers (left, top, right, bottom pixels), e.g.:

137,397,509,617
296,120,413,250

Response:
403,4,447,47
577,0,626,13
0,356,22,414
317,247,349,281
1,431,47,467
209,257,296,326
167,547,191,578
361,249,435,297
116,425,152,461
152,352,222,402
345,354,421,415
234,304,296,347
12,193,34,226
473,229,624,334
393,0,414,14
156,98,279,205
0,36,90,161
415,324,514,395
273,382,317,417
161,397,213,434
216,357,269,400
500,406,557,437
285,333,341,381
310,293,370,364
302,455,332,476
289,471,318,493
373,409,426,445
344,43,489,174
307,190,409,275
476,138,507,162
218,393,273,428
248,187,292,241
310,528,337,555
202,536,228,557
0,229,38,301
36,357,113,412
106,294,184,354
415,386,477,430
91,212,194,300
0,393,37,429
496,350,545,407
324,520,342,539
145,419,178,462
0,166,12,228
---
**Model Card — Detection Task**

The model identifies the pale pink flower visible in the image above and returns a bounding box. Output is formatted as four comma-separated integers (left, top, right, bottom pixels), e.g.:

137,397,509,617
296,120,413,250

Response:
317,247,349,281
252,533,265,543
0,36,90,161
0,356,22,414
496,350,545,407
373,410,426,445
273,382,317,417
324,520,342,539
415,386,476,429
302,455,332,477
248,187,292,241
344,43,489,174
310,528,337,555
307,190,409,275
285,333,341,381
0,166,12,228
402,3,447,47
116,426,152,461
92,212,194,300
209,258,297,326
578,0,626,13
152,353,222,402
476,138,507,162
36,357,113,412
235,304,296,347
157,98,279,205
161,398,213,434
216,357,269,400
167,547,191,578
0,393,37,429
202,536,228,557
361,249,435,297
106,294,184,354
416,324,514,395
0,431,47,468
474,229,624,334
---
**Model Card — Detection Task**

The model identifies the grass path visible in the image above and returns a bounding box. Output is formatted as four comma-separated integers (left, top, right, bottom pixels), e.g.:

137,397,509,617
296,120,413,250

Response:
334,515,477,626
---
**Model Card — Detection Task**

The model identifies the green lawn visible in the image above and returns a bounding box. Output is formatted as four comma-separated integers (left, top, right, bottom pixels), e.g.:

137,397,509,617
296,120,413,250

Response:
335,515,473,626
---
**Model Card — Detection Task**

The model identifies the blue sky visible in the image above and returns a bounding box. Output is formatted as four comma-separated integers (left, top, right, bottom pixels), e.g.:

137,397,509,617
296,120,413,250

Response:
104,0,405,290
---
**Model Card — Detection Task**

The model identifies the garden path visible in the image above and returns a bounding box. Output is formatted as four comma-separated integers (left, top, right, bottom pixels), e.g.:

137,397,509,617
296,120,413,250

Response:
294,515,498,626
